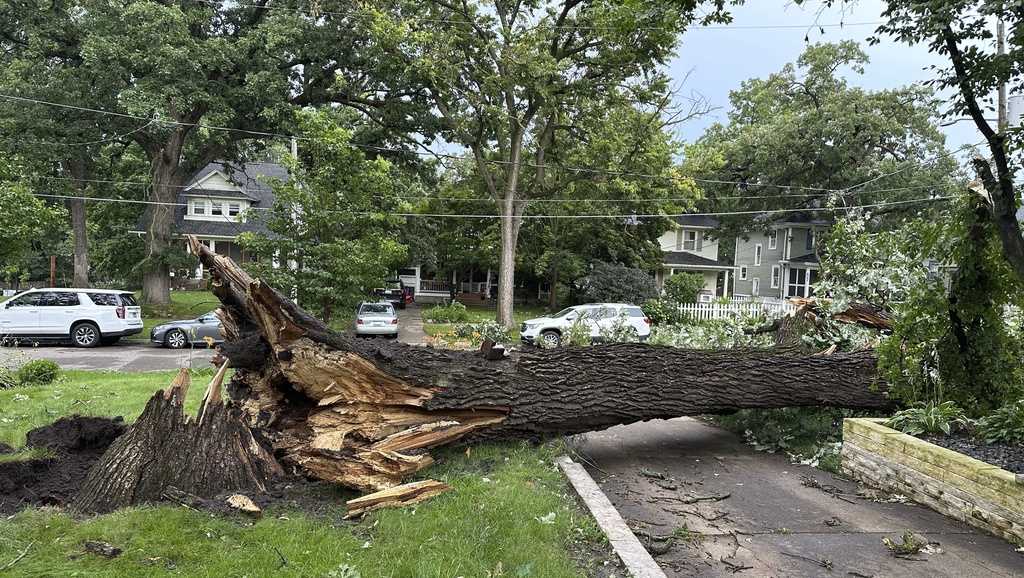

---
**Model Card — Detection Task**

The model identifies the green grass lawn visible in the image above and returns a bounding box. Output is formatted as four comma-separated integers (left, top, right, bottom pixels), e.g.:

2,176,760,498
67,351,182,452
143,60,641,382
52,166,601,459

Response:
0,370,611,577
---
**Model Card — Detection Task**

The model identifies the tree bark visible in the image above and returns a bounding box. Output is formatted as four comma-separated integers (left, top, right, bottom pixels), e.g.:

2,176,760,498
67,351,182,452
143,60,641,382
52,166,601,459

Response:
68,197,89,288
141,148,187,305
188,238,890,496
72,366,281,514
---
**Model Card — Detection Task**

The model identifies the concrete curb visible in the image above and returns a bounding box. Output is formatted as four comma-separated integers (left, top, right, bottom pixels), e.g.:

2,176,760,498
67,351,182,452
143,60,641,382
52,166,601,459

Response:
555,455,667,578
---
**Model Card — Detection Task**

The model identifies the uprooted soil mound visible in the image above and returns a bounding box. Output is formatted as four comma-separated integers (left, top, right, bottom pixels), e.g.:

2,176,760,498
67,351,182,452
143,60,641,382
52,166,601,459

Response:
0,416,125,514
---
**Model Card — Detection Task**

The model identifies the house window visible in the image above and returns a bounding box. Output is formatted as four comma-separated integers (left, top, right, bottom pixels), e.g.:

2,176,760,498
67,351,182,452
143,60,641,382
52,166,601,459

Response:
191,200,206,216
786,268,819,298
211,201,224,217
768,230,777,250
739,265,748,280
751,278,760,296
228,202,242,217
683,230,698,251
754,243,762,266
771,265,780,288
806,229,815,251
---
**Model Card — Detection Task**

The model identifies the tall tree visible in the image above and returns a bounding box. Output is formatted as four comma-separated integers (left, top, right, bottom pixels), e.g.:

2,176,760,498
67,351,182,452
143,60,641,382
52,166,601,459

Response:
378,0,728,327
1,0,427,303
866,1,1024,282
683,41,959,238
239,111,408,322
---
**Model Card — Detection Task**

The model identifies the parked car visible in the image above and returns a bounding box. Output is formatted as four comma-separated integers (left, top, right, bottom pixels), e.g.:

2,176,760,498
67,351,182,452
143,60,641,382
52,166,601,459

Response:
373,279,412,309
520,303,651,347
150,311,224,349
355,301,399,338
0,288,143,347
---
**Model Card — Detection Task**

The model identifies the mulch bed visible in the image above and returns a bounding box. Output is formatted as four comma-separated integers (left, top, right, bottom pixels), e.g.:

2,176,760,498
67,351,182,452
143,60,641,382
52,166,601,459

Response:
920,434,1024,474
0,416,126,514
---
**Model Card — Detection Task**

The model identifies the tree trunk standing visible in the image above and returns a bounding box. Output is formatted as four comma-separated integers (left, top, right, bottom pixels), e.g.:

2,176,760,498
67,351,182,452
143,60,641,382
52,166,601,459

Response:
68,198,89,288
63,159,90,288
548,266,559,310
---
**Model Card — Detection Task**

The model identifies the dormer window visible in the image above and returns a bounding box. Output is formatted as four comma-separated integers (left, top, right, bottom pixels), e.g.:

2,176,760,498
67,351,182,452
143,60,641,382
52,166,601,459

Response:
186,198,248,222
683,230,698,251
190,200,206,216
228,202,241,217
211,201,224,217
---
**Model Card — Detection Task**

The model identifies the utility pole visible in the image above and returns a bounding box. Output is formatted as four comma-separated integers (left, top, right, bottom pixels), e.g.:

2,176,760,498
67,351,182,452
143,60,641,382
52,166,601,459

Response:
997,16,1008,132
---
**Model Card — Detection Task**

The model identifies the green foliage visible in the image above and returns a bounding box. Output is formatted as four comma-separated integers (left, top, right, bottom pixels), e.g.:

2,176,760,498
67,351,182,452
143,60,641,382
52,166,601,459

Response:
0,367,15,390
0,182,66,271
15,360,60,387
647,318,772,349
975,400,1024,445
642,298,686,325
580,261,657,305
240,111,407,322
562,317,593,347
886,401,971,437
868,198,1024,415
684,41,955,239
451,321,512,346
663,273,705,305
712,408,858,472
882,531,927,557
423,302,470,324
597,313,641,344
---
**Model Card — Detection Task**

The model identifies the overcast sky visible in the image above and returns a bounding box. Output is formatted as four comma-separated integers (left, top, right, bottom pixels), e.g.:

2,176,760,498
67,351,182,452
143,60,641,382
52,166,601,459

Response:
669,0,981,154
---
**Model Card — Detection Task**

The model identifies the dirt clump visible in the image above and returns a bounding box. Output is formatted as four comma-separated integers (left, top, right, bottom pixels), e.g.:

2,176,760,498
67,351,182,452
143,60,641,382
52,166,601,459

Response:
0,416,125,514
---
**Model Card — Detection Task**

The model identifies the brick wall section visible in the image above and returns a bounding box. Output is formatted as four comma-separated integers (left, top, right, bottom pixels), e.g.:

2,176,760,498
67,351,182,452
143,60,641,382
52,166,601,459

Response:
841,418,1024,545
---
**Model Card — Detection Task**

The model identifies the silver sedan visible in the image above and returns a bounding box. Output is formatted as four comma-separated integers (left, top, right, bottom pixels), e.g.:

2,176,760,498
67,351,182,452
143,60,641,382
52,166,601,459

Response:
355,302,399,337
150,311,224,349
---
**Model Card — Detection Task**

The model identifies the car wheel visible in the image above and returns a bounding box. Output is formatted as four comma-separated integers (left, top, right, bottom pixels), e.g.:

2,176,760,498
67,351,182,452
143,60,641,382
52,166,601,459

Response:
165,329,188,349
100,336,121,346
540,330,561,347
71,322,100,348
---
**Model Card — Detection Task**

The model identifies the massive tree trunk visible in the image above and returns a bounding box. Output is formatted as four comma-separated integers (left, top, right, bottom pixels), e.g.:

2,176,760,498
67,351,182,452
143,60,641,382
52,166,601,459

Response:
68,197,90,288
140,156,184,306
75,239,891,514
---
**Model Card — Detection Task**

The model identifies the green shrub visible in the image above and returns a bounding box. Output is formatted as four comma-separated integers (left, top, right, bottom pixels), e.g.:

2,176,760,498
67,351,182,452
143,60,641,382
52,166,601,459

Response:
975,400,1024,444
642,298,685,325
663,272,704,305
0,367,15,389
580,261,657,305
711,407,857,472
452,321,512,345
886,401,971,436
16,359,61,386
423,301,470,323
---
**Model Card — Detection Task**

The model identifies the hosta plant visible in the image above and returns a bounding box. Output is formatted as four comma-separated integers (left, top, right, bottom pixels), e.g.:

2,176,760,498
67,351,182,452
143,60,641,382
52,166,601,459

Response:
886,401,971,436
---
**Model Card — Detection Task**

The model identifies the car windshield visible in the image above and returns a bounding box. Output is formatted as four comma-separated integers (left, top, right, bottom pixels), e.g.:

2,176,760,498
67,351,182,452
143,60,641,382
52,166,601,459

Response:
360,304,393,315
551,307,578,318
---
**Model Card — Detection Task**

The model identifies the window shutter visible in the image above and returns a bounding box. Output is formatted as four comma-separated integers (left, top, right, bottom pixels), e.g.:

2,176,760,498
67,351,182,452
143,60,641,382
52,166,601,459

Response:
676,230,683,251
696,232,703,251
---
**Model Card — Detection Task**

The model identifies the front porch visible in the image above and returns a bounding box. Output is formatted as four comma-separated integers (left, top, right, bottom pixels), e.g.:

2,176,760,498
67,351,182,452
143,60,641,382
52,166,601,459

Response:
656,264,735,301
398,266,497,304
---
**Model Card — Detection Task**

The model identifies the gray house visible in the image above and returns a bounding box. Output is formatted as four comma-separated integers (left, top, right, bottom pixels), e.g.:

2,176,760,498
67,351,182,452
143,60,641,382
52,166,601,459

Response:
655,215,735,300
732,215,831,299
170,162,286,279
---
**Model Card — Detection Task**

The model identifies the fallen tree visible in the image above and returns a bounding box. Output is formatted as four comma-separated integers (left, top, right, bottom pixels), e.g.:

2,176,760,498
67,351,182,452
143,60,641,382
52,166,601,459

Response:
72,238,893,514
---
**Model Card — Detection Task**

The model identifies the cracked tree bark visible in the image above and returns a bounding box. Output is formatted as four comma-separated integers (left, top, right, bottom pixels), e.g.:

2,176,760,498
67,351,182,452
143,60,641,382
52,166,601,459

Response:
74,238,892,514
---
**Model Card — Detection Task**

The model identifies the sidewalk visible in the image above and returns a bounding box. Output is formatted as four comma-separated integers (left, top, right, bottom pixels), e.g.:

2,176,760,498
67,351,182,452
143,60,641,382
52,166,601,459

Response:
574,417,1023,577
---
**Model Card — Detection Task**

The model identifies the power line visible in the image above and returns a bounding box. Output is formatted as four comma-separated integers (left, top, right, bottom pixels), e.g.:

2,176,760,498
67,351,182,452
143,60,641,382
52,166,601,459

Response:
1,94,982,193
31,192,953,219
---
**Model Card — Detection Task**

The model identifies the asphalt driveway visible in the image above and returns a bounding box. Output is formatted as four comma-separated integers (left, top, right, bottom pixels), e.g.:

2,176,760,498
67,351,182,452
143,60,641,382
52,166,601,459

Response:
573,417,1024,577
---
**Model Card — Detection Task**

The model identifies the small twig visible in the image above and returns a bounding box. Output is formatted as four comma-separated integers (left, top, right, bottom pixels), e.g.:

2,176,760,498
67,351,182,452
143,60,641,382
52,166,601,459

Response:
722,559,754,573
0,541,33,572
274,546,288,569
780,551,833,570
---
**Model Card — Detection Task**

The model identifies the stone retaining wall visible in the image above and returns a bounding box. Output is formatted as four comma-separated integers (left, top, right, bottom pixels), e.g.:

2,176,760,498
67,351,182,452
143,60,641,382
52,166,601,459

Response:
841,418,1024,545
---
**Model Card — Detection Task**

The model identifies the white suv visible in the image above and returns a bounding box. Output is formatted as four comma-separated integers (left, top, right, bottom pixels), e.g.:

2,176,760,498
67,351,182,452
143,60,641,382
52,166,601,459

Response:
520,303,651,347
0,288,143,347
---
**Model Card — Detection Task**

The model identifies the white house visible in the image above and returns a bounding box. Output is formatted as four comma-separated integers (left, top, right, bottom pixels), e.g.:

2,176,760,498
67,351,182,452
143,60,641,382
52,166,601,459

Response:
655,215,735,301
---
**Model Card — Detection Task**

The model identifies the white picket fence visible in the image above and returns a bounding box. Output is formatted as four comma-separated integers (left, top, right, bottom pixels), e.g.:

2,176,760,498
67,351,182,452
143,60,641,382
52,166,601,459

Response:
678,301,796,321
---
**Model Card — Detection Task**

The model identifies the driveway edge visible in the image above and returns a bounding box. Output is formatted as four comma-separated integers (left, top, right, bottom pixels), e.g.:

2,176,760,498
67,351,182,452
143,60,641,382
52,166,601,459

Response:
555,455,667,578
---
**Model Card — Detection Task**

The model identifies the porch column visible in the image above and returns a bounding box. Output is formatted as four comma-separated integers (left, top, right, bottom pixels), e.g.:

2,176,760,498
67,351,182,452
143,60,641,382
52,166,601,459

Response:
723,269,730,298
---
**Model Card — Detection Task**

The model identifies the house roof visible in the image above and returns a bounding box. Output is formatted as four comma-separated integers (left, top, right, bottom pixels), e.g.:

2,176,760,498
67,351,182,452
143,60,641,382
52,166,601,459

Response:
673,215,720,228
662,251,733,269
171,161,287,238
788,252,820,264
